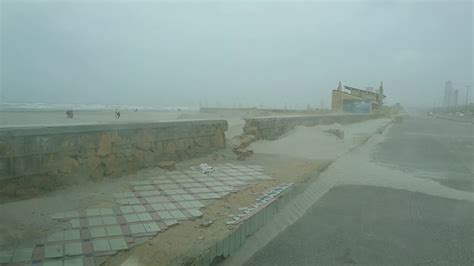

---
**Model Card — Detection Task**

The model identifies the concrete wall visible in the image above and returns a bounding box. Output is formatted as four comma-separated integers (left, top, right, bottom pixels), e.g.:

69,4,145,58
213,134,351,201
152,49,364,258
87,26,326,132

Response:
0,120,228,182
243,113,382,140
200,107,331,117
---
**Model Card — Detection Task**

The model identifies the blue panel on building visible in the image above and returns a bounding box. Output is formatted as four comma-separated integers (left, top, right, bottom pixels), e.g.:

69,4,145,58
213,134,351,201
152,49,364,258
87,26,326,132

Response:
343,99,371,113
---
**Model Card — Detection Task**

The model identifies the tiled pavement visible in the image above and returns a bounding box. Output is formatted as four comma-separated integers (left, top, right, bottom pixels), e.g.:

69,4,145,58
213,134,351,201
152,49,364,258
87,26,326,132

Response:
0,164,272,266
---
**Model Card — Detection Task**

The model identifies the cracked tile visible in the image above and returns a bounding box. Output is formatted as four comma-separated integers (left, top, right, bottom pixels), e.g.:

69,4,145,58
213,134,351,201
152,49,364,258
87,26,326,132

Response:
47,231,64,242
169,210,186,219
64,229,81,241
45,244,63,259
157,211,173,219
145,196,169,203
182,194,195,200
64,242,83,256
131,205,146,212
64,211,80,218
100,208,114,216
92,239,111,252
150,203,166,211
120,206,134,214
133,185,155,191
116,198,141,205
85,209,101,216
171,195,185,201
159,184,179,190
90,227,107,238
114,192,135,198
123,214,140,223
163,219,177,226
11,247,33,262
188,209,203,217
70,219,81,228
64,257,84,266
102,216,118,225
138,190,160,197
137,213,153,221
162,202,177,210
129,223,146,234
143,222,161,232
0,249,13,264
42,260,63,266
87,217,103,226
105,225,123,236
178,201,194,208
109,238,128,250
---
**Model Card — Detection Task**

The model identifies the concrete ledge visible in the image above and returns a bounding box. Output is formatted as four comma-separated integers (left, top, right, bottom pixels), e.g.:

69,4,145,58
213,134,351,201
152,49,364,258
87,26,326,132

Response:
243,113,382,140
0,119,228,137
0,120,228,195
192,182,300,266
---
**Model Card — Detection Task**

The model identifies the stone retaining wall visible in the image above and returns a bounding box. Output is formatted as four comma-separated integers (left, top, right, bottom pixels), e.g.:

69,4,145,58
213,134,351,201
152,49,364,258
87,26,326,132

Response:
0,120,228,182
243,113,382,140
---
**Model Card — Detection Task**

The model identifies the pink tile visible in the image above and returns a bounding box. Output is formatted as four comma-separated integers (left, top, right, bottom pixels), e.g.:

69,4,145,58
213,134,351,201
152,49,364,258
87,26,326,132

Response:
121,224,132,236
31,246,44,261
82,241,94,255
81,228,91,240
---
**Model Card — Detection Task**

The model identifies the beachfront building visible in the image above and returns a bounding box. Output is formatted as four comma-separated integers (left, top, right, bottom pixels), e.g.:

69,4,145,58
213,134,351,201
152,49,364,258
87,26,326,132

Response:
331,81,386,113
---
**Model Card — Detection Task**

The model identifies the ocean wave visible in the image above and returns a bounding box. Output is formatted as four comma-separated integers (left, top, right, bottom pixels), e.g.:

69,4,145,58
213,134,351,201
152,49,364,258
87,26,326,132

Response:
0,102,193,111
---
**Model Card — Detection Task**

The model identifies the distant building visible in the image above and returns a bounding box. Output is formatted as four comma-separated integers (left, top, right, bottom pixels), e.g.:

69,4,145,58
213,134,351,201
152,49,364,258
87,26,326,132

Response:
453,90,459,108
331,81,386,113
444,81,453,108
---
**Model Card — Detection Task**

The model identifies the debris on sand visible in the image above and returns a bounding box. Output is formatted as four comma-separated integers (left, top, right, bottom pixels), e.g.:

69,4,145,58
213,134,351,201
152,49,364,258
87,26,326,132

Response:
193,163,214,173
233,148,254,161
224,183,293,225
324,129,344,139
230,134,256,150
198,219,214,227
157,161,176,171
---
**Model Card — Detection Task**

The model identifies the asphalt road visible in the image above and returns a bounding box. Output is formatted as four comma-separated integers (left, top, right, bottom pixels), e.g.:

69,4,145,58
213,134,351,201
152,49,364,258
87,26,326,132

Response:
244,116,474,265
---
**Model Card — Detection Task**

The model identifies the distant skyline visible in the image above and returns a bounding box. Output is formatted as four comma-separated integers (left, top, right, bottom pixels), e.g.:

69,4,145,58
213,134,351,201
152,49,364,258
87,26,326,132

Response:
1,1,472,108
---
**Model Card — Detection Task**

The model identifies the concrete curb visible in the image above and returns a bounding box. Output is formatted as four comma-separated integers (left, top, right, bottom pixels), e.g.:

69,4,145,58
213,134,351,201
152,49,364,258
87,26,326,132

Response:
435,115,473,124
190,178,303,266
188,119,394,266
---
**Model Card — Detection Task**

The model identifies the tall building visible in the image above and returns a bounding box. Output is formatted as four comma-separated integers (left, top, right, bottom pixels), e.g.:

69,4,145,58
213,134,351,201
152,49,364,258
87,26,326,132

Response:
444,81,453,108
453,90,459,108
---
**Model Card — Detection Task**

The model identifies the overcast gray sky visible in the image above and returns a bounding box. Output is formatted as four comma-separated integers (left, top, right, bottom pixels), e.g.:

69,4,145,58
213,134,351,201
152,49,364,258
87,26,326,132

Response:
1,0,472,108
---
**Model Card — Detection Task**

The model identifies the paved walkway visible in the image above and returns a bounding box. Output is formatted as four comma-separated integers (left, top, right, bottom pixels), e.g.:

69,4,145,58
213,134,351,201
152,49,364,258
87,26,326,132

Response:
240,115,474,265
0,164,272,266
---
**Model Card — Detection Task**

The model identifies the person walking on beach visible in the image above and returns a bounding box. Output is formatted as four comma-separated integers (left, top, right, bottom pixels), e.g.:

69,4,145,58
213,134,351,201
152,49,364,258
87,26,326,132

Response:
66,109,74,119
115,109,121,119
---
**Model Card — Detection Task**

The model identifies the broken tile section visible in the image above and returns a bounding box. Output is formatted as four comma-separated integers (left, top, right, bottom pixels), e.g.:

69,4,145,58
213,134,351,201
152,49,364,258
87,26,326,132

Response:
10,247,33,262
188,209,203,218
